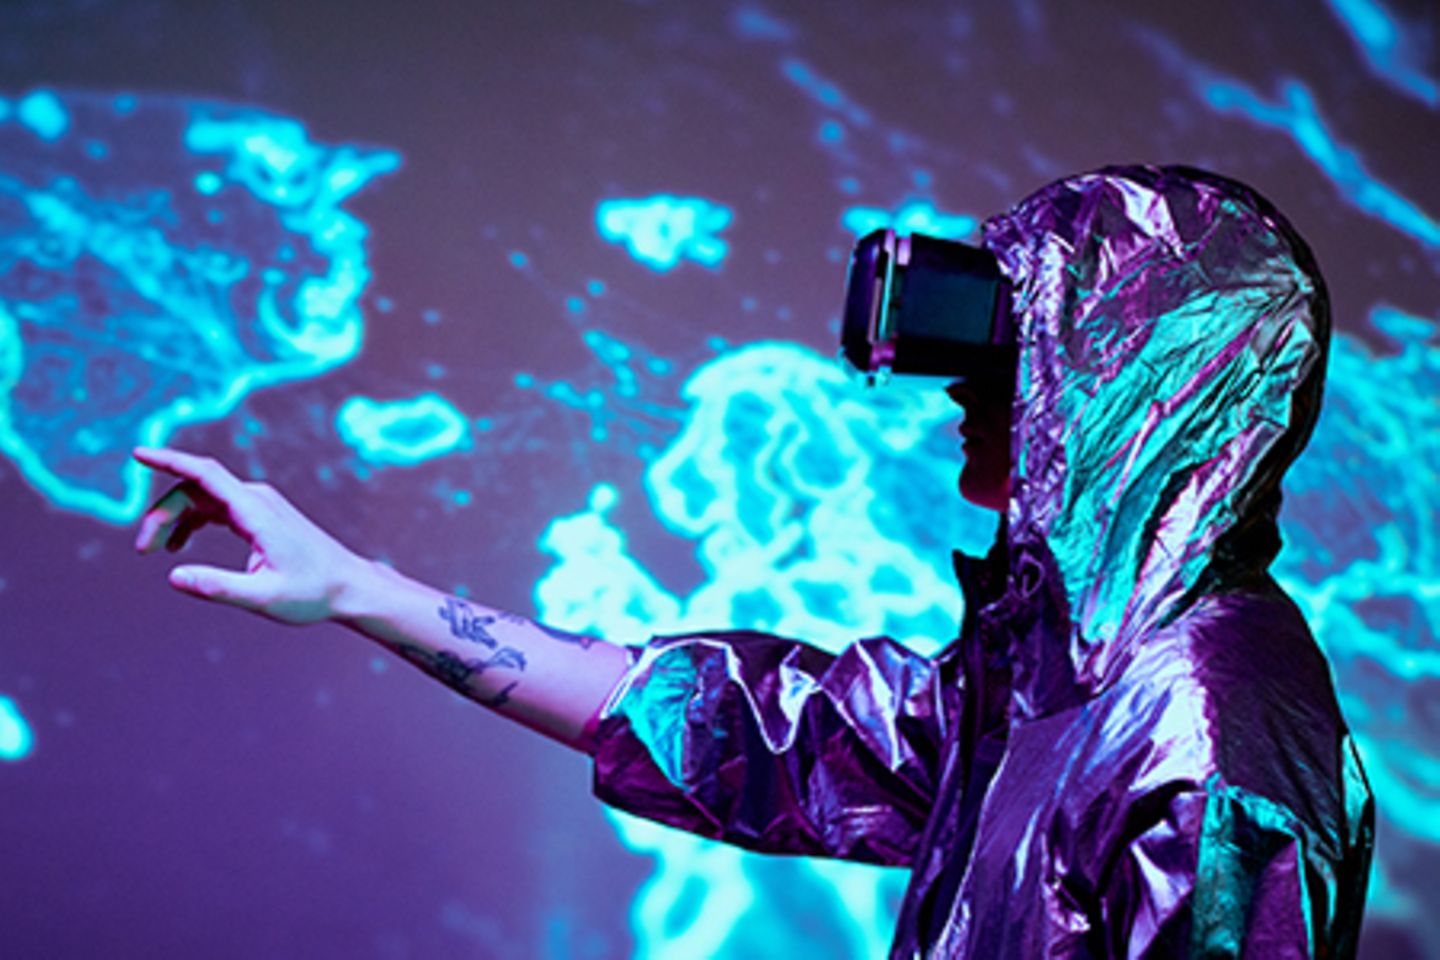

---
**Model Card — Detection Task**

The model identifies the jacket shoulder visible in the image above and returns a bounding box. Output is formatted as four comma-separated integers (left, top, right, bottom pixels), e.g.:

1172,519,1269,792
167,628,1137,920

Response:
1110,582,1351,826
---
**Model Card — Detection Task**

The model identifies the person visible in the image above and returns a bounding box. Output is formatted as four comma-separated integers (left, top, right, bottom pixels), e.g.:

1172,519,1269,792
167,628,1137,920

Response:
136,165,1373,957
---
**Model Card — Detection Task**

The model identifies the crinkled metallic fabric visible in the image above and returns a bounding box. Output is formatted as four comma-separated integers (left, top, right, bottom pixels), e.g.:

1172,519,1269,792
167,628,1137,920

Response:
592,166,1374,957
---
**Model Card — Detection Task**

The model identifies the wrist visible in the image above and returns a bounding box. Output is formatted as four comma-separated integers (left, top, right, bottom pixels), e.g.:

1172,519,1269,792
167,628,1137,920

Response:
328,554,404,626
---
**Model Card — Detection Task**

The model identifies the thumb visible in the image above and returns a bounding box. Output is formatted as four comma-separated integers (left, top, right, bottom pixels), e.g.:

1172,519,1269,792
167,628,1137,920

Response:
169,565,266,610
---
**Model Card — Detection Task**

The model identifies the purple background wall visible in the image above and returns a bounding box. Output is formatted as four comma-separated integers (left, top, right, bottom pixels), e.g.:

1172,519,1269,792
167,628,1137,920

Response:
1,1,1437,957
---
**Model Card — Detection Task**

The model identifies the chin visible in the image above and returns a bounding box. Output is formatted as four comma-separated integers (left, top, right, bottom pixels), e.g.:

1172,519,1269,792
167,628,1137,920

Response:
958,473,1007,512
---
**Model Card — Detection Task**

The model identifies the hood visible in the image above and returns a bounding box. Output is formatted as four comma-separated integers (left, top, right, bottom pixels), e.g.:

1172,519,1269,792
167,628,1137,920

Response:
977,165,1330,719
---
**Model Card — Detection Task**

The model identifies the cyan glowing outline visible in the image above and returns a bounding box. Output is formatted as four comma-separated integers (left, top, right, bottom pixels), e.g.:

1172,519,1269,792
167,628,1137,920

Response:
1202,77,1439,247
596,195,732,272
15,89,69,141
0,696,35,761
842,200,977,239
1325,0,1438,106
1275,311,1440,859
780,58,872,128
732,6,795,43
1133,28,1440,251
0,93,400,524
511,329,683,447
335,392,471,467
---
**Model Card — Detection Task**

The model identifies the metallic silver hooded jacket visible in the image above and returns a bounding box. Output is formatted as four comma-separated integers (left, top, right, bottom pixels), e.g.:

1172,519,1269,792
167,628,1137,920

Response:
591,166,1374,957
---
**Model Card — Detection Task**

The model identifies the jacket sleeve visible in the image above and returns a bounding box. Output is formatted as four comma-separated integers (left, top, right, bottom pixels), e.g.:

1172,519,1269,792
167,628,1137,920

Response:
589,630,955,867
1105,765,1374,959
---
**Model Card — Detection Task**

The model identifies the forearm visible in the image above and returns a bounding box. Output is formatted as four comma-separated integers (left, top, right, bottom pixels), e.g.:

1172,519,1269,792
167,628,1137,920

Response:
330,558,630,753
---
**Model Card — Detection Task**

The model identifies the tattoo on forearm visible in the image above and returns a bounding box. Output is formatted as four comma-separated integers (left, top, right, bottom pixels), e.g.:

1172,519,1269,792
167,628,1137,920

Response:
437,597,501,648
481,681,518,708
395,641,527,708
442,597,597,650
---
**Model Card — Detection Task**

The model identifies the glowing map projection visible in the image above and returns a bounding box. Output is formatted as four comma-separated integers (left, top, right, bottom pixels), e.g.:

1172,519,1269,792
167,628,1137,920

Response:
0,89,398,523
336,393,470,467
596,195,732,272
1325,0,1438,106
0,695,34,761
1276,310,1440,920
4,2,1437,955
1137,32,1440,250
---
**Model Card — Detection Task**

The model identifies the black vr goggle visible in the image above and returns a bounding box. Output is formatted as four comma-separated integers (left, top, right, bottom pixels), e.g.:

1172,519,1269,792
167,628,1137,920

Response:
841,229,1015,383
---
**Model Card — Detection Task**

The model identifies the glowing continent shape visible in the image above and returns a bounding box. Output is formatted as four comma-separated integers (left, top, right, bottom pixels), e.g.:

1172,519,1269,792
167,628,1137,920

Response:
0,89,399,523
335,393,471,467
596,195,732,271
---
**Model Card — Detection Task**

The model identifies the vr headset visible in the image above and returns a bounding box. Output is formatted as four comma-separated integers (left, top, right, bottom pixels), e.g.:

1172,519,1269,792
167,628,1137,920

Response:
841,228,1014,383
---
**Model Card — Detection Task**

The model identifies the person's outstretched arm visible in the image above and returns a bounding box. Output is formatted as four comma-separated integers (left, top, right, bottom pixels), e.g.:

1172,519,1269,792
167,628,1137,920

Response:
131,446,629,753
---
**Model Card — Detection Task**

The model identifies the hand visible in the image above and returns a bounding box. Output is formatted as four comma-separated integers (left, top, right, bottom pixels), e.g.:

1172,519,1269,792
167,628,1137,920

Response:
133,447,371,624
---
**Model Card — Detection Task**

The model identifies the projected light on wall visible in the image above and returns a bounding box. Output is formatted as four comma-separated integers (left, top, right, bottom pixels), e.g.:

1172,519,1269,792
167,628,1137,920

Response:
0,695,34,762
596,196,732,272
1,2,1436,956
0,89,397,524
336,393,471,467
